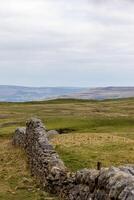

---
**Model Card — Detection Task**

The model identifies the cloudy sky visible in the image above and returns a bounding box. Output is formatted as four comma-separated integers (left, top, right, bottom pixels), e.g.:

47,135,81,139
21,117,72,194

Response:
0,0,134,87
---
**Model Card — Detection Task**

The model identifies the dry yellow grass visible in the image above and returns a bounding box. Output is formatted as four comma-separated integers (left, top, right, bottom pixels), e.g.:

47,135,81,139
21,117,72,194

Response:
0,98,134,197
0,139,58,200
51,132,134,147
51,132,134,171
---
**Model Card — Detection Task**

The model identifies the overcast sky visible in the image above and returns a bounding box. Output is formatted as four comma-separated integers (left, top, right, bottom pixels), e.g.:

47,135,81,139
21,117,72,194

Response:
0,0,134,87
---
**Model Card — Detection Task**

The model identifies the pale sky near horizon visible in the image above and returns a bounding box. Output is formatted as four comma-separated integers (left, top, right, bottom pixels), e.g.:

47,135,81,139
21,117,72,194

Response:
0,0,134,87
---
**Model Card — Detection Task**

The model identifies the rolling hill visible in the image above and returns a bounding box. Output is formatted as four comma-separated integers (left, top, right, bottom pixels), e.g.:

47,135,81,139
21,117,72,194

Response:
61,87,134,100
0,85,84,102
0,86,134,102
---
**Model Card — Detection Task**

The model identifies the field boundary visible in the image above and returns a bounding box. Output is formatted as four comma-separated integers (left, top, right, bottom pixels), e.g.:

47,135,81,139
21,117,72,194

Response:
12,118,134,200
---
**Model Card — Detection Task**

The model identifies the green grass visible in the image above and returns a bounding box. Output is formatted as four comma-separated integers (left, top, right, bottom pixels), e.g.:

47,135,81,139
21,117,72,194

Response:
51,132,134,171
0,98,134,198
1,98,134,137
0,139,57,200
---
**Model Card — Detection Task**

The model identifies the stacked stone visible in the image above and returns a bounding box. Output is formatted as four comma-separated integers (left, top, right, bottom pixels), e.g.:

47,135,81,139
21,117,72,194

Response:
13,118,134,200
74,167,134,200
12,127,26,148
24,118,69,195
13,118,73,195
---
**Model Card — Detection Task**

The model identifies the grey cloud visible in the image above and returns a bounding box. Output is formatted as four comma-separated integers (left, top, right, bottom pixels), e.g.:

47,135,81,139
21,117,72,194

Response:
0,0,134,86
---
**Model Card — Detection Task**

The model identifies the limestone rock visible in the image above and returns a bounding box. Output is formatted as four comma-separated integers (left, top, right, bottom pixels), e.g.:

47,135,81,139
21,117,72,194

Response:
47,130,59,138
12,118,134,200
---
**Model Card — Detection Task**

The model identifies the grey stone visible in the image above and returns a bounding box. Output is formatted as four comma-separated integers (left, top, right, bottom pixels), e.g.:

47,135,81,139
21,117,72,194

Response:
47,130,59,138
12,118,134,200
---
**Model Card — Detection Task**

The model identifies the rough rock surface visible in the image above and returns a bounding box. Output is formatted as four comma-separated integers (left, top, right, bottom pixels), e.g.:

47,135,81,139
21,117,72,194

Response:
12,127,26,148
47,130,59,138
12,118,134,200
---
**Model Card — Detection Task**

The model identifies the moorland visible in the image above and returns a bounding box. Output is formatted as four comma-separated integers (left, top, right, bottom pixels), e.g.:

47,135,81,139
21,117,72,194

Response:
0,98,134,199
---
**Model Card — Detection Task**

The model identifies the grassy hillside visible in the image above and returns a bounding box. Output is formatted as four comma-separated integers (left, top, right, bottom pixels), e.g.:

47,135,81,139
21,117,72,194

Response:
1,98,134,139
0,98,134,198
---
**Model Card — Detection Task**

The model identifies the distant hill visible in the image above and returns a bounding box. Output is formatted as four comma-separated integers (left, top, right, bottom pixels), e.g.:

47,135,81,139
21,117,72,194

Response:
0,85,84,102
0,86,134,102
61,87,134,100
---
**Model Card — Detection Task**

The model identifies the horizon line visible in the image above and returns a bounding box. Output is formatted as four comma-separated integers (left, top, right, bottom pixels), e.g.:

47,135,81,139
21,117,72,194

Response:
0,84,134,88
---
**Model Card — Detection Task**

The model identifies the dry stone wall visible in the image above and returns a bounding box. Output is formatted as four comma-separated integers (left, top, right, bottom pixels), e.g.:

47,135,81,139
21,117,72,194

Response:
12,118,134,200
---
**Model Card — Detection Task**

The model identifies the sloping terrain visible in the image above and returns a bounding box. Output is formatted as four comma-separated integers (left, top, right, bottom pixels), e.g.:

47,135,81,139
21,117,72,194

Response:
0,98,134,199
0,85,84,102
61,87,134,100
1,86,134,102
0,98,134,168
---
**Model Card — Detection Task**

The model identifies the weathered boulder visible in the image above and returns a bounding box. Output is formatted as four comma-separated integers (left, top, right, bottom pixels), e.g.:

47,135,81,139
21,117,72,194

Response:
12,127,26,148
47,130,59,138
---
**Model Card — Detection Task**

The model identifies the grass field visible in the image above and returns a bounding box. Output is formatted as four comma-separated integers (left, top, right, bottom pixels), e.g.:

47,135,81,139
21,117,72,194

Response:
0,139,57,200
0,98,134,199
